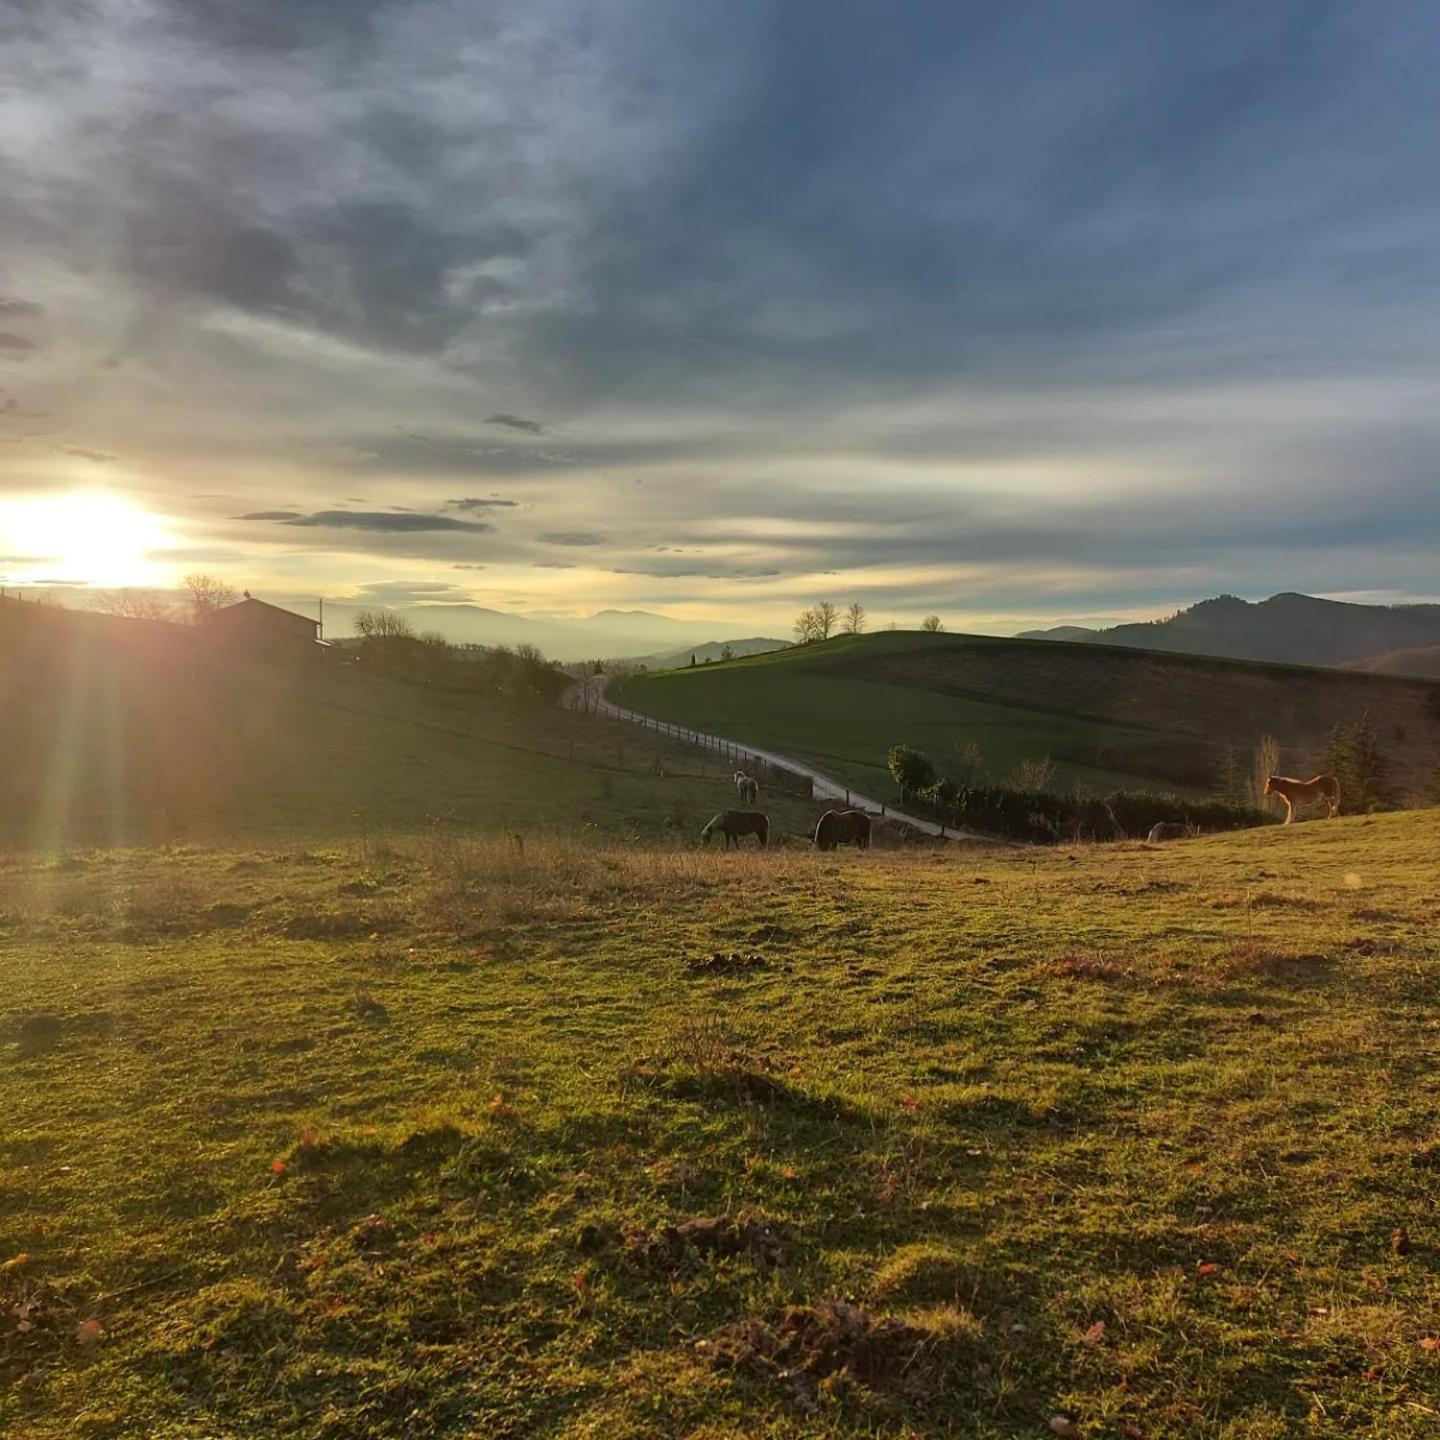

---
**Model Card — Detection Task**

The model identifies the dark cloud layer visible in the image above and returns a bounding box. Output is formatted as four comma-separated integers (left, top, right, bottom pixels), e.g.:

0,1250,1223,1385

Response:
278,510,495,534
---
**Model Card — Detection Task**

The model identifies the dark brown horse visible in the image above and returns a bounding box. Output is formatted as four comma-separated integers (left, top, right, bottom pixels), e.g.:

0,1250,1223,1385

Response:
813,809,872,851
701,810,770,848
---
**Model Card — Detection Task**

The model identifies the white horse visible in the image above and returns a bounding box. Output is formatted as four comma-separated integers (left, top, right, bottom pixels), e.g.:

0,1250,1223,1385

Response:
733,771,759,804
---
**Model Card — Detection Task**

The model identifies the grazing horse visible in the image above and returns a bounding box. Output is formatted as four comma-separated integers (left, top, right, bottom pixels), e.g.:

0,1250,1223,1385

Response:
1147,821,1195,843
813,809,872,851
701,810,769,849
733,771,759,803
1264,774,1341,824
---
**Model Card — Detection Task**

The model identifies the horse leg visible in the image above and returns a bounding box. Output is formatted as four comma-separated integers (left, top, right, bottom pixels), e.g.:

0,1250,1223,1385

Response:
1281,796,1293,825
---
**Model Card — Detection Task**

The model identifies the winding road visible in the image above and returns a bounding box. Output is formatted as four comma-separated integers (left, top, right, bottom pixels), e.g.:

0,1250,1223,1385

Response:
567,675,970,842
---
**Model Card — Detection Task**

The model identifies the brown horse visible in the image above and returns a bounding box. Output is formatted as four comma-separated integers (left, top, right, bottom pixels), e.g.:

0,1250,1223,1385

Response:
813,809,872,851
1264,774,1341,824
701,810,769,848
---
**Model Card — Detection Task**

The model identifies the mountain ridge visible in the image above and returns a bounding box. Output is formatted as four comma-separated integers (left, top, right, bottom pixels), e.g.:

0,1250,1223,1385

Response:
1018,592,1440,668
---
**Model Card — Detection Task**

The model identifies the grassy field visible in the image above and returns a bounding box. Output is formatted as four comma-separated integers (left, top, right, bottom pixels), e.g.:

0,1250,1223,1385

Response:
0,603,821,849
616,632,1440,801
4,810,1439,1437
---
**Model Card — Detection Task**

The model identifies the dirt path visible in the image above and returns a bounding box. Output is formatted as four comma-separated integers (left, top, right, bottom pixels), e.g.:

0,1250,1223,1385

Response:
567,676,973,842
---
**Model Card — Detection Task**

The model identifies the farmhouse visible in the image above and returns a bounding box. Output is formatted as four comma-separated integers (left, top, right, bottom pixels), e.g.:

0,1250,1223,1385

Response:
199,595,327,662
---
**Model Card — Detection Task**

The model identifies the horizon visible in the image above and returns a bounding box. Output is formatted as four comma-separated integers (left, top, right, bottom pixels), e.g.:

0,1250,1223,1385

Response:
5,4,1440,630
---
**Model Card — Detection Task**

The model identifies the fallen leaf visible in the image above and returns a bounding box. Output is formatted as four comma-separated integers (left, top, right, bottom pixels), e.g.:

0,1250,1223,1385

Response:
781,1166,798,1181
1,1253,28,1273
1196,1262,1219,1276
298,1127,320,1150
270,1159,287,1175
1420,1336,1439,1351
899,1094,922,1111
1048,1417,1078,1437
1082,1320,1106,1345
75,1318,104,1346
488,1094,518,1118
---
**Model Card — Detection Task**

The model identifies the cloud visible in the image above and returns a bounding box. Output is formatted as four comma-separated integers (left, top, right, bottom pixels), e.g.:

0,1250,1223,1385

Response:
534,560,576,569
446,496,519,511
280,510,495,533
53,445,116,463
5,2,1440,623
453,562,487,569
486,413,545,434
353,579,476,604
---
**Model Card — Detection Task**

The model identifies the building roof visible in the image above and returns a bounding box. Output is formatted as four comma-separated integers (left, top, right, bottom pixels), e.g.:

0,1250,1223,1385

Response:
206,596,322,636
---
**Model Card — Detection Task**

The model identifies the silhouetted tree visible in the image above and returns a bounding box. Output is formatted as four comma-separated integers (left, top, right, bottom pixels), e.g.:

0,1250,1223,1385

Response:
1325,711,1391,810
842,602,867,635
182,573,238,623
921,614,944,633
90,589,175,622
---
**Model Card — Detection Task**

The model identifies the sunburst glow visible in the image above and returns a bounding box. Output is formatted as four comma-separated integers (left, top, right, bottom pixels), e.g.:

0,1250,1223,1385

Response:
0,492,173,588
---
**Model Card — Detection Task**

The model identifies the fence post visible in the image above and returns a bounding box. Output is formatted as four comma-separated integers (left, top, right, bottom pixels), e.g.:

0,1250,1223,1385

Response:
845,789,850,806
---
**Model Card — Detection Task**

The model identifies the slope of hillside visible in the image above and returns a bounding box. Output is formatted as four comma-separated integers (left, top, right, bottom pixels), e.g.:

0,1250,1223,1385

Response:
6,810,1439,1437
617,630,1440,801
1348,643,1440,678
0,602,819,848
1022,591,1440,668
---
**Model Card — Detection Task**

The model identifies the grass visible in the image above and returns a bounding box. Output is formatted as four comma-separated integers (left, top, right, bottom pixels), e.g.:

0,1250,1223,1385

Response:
0,607,822,848
4,809,1440,1436
617,631,1440,801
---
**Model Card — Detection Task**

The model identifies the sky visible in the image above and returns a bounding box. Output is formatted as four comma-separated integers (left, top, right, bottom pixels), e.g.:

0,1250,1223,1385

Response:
3,0,1440,639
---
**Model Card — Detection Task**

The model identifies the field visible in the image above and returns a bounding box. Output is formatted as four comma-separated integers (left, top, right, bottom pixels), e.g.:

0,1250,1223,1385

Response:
0,604,822,849
5,810,1440,1437
616,632,1440,801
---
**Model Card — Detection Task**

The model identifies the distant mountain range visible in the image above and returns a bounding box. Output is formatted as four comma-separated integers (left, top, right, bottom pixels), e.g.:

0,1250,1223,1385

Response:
303,600,761,663
1019,592,1440,670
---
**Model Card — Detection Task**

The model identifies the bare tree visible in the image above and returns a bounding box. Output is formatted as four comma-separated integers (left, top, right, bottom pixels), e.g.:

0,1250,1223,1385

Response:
1251,733,1280,810
90,589,175,622
952,738,987,787
920,614,944,633
354,609,416,642
815,600,838,639
842,601,867,635
793,606,821,644
181,573,238,623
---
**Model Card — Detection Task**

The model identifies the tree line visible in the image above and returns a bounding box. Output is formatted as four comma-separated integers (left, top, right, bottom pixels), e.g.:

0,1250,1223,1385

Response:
351,608,565,703
792,602,944,644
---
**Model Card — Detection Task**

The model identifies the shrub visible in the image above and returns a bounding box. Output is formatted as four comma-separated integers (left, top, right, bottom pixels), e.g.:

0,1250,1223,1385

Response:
919,781,1273,843
887,746,936,798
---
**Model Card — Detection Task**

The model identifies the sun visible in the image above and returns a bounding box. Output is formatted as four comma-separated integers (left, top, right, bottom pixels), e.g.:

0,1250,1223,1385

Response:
0,491,174,588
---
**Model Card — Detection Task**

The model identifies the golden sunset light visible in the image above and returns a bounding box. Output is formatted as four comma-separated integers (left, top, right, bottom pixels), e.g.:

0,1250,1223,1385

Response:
0,491,174,588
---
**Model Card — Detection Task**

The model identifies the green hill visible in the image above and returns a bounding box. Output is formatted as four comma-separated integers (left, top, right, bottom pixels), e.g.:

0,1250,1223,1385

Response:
616,630,1440,801
0,600,819,849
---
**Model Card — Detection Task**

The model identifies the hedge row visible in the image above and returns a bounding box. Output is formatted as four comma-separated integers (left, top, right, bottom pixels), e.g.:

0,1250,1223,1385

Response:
913,782,1275,842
